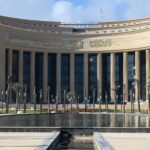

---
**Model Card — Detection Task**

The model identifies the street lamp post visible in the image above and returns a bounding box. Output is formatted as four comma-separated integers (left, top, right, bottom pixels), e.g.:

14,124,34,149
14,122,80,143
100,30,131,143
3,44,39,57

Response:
147,82,150,114
97,92,102,112
18,92,21,110
33,87,36,112
5,90,8,113
55,96,58,112
51,95,54,110
70,96,72,113
88,96,90,111
77,96,79,111
123,84,126,113
15,89,18,114
114,85,120,113
1,91,4,110
120,94,123,111
39,89,42,113
64,90,66,112
84,96,87,112
13,83,19,114
99,95,102,112
115,94,118,113
47,86,50,113
132,92,135,113
23,84,27,113
12,82,22,114
135,79,141,112
105,92,108,112
98,91,102,112
93,89,95,112
130,86,135,113
133,66,141,112
129,89,132,113
6,74,12,114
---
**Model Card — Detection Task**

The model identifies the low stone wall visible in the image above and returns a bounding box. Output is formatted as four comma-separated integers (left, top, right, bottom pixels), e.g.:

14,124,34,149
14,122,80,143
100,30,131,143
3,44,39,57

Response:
93,132,115,150
0,127,150,133
36,132,60,150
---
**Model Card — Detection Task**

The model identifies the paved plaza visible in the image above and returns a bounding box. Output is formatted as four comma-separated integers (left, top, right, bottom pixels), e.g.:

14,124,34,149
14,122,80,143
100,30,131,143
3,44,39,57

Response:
0,132,59,150
100,133,150,150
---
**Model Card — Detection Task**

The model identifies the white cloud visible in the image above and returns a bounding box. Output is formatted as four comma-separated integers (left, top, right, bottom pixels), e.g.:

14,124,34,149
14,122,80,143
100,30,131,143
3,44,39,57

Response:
49,0,150,23
49,0,119,23
0,0,150,23
50,1,82,23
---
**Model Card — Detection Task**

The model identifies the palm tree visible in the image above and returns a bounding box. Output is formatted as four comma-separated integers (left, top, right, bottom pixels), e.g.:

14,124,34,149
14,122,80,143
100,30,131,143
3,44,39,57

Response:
66,92,74,112
12,82,22,113
6,74,12,114
23,84,27,113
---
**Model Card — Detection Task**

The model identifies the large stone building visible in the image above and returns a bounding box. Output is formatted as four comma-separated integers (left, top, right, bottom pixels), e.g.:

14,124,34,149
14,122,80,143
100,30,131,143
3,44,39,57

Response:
0,15,150,103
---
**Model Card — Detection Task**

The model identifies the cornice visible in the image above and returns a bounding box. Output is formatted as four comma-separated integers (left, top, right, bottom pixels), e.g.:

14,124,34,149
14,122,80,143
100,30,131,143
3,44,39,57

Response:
1,15,150,35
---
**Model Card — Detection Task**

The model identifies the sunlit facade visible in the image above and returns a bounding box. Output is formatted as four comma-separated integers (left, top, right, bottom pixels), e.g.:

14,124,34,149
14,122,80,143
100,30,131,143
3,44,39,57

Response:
0,16,150,103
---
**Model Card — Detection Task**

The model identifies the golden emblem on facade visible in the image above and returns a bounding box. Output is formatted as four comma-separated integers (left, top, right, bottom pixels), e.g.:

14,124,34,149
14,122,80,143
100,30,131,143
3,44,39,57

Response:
76,41,83,48
89,39,111,47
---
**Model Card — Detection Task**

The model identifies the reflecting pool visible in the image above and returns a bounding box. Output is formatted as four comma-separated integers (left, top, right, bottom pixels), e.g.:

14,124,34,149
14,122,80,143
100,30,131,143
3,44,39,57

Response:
0,113,149,127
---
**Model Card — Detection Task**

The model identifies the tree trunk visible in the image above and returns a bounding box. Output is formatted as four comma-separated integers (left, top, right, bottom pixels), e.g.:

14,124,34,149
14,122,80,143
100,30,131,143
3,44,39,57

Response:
16,93,18,113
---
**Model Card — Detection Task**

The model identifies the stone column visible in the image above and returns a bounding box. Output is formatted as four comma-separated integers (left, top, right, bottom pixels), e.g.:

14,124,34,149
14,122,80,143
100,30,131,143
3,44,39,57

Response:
110,53,115,102
135,51,140,102
43,52,48,102
97,53,102,97
146,50,150,101
19,50,23,102
56,53,61,101
8,49,12,77
8,49,12,102
30,51,35,103
70,53,75,94
123,52,128,101
0,46,6,95
84,53,88,98
19,51,23,88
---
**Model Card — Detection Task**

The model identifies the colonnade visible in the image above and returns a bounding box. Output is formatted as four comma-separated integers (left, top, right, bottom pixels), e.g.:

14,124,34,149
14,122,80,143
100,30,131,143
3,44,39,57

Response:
1,47,150,103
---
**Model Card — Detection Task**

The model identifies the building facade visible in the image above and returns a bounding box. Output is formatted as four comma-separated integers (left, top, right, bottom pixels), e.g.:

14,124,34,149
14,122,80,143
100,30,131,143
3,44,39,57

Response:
0,16,150,103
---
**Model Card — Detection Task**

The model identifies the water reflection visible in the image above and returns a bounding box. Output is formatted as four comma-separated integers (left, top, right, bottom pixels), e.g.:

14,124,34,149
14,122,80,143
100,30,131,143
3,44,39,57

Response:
0,113,149,127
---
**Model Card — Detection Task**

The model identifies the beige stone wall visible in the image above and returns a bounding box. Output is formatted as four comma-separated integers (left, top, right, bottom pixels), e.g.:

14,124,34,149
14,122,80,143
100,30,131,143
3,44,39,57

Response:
1,16,150,52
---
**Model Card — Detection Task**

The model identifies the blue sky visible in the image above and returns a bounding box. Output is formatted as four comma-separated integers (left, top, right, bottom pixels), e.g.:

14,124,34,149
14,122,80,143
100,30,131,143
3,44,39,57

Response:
0,0,149,23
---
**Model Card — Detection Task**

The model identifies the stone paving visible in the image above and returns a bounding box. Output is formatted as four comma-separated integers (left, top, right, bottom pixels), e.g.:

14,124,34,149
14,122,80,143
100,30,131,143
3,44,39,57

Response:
100,133,150,150
0,132,59,150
